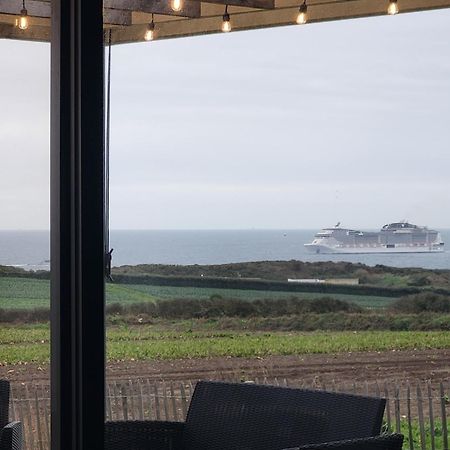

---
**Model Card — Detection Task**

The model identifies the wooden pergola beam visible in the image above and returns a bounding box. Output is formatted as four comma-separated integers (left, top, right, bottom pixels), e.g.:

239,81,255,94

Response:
200,0,275,10
0,0,133,25
2,0,450,44
106,0,201,18
112,0,450,44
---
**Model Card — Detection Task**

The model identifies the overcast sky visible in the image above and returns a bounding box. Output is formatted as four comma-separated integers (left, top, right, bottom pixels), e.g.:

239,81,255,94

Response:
1,9,450,230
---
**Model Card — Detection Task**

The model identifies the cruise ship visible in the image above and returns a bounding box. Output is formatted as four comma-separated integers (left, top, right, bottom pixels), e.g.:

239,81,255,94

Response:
305,222,445,254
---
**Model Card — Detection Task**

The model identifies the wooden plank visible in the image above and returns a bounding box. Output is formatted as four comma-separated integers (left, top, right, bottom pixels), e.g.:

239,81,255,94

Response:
106,383,113,422
146,379,154,420
121,383,129,421
41,384,50,449
170,382,179,422
407,384,414,450
162,382,170,421
374,381,380,399
104,9,133,25
201,0,274,9
130,380,137,420
0,22,50,42
428,382,436,450
24,385,35,450
440,383,448,450
180,383,188,419
0,0,132,25
113,381,121,421
384,382,392,433
106,0,201,18
9,384,16,422
0,0,50,17
417,384,426,450
35,388,44,450
394,385,401,435
16,387,28,450
154,383,161,421
138,381,145,420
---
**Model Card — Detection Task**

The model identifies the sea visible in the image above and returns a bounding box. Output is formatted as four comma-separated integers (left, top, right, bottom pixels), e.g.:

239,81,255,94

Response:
1,229,450,272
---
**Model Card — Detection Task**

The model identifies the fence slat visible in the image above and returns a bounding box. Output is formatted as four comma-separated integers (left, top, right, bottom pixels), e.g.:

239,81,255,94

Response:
145,380,154,420
40,383,50,449
394,384,401,435
407,384,414,450
34,389,44,450
170,382,178,422
9,385,16,422
113,381,122,420
24,385,35,450
417,384,426,450
121,382,129,421
384,382,392,433
138,380,144,420
180,383,188,419
128,380,136,421
162,382,170,421
106,382,113,421
16,386,27,450
440,382,448,450
154,383,161,421
428,382,436,450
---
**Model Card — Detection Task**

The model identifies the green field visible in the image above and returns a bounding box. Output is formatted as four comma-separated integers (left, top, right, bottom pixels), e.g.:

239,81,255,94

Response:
0,277,395,310
0,326,448,365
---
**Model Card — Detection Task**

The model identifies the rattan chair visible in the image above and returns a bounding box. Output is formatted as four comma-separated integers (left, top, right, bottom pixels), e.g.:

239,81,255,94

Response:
0,381,22,450
105,380,403,450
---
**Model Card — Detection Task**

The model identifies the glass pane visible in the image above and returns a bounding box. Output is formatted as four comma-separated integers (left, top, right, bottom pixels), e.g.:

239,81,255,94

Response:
0,40,50,449
105,8,450,448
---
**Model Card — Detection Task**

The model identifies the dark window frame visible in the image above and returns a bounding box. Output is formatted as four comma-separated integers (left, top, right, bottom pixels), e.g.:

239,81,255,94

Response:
50,0,106,449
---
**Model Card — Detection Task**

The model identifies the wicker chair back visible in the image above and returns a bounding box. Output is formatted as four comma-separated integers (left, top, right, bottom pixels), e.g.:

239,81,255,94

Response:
183,381,386,450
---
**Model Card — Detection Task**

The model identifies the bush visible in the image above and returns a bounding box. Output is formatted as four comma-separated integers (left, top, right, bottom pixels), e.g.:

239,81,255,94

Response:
108,296,363,320
0,307,49,323
390,293,450,313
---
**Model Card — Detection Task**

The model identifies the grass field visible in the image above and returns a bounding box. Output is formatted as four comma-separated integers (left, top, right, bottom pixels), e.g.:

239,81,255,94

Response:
0,325,448,365
0,277,395,310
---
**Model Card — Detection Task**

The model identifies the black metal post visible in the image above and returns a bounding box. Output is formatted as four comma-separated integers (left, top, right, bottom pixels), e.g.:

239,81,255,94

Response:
50,0,105,448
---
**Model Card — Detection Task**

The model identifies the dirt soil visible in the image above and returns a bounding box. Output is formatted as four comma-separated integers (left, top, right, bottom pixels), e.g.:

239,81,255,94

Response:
2,349,449,385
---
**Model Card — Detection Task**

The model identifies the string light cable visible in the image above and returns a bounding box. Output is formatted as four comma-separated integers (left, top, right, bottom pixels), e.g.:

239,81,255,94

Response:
145,14,156,41
296,0,308,24
222,5,231,32
17,0,29,30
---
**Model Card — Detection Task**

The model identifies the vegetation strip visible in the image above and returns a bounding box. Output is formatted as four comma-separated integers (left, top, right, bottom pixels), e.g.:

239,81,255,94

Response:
0,328,449,365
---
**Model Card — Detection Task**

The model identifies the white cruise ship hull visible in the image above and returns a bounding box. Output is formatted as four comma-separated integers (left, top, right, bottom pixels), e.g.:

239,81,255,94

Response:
304,243,444,254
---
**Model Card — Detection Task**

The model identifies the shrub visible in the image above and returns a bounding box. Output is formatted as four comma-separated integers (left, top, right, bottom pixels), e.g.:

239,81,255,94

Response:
390,293,450,313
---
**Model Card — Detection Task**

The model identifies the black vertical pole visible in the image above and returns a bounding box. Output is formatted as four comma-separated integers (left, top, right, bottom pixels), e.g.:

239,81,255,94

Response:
50,0,105,448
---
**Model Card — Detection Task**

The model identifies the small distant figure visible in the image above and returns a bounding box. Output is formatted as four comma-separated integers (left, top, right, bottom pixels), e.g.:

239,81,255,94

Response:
335,221,341,228
105,248,114,282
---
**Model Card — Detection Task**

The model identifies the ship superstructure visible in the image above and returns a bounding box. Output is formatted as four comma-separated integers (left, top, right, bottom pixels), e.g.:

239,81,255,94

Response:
305,222,445,254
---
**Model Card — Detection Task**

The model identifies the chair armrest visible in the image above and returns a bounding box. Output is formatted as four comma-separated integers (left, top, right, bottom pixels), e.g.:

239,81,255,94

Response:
0,422,23,450
283,434,404,450
105,420,185,450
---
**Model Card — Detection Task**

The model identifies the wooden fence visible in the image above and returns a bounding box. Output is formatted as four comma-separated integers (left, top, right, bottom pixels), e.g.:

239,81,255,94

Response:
8,378,449,450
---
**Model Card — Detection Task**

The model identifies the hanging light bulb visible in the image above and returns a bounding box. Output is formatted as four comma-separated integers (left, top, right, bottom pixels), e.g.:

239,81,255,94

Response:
145,15,155,41
171,0,183,12
17,0,29,30
296,0,307,25
387,0,399,15
222,5,231,32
